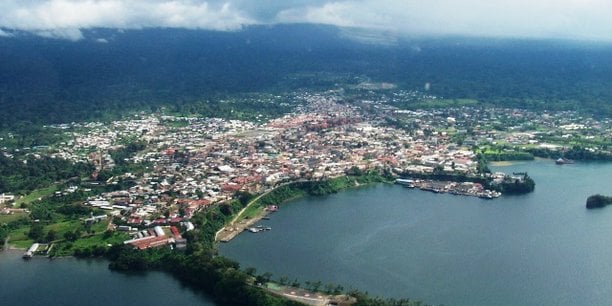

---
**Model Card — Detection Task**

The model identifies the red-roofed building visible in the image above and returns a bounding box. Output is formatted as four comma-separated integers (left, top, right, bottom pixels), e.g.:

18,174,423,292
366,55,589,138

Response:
170,217,183,223
129,236,170,250
128,217,142,225
221,183,242,192
153,218,167,225
170,226,182,239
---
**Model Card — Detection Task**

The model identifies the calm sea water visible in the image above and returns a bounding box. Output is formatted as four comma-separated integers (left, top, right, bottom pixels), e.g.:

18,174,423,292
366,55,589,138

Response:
0,251,216,306
220,160,612,306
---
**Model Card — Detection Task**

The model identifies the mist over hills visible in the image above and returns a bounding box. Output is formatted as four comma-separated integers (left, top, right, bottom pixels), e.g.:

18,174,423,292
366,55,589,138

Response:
1,24,611,128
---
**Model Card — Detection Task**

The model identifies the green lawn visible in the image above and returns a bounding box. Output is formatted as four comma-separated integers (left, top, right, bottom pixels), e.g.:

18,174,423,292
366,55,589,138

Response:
45,220,82,236
7,225,33,248
51,232,130,257
72,232,129,249
15,185,59,206
0,212,28,224
239,204,264,222
11,239,34,249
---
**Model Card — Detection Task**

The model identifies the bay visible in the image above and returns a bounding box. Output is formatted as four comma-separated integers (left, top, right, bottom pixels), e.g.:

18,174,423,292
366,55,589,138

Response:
220,160,612,306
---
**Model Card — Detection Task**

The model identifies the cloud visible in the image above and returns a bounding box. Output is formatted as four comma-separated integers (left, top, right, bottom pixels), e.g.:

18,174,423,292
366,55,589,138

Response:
0,0,612,41
0,0,255,40
275,0,612,41
0,28,14,37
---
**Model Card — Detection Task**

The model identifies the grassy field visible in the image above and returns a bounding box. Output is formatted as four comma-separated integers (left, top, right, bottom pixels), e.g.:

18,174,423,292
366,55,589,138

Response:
72,232,129,249
0,212,28,223
45,220,82,236
240,203,264,221
14,184,59,206
51,231,130,257
7,224,33,249
7,218,111,249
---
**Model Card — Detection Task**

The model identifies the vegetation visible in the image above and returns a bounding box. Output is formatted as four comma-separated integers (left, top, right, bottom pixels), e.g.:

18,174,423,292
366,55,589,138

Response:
0,124,70,149
0,216,29,247
586,194,612,209
95,140,150,182
239,170,391,222
2,26,612,132
349,290,430,306
493,173,536,194
3,185,120,248
0,154,93,195
14,184,60,206
102,170,421,306
480,148,535,161
527,146,612,161
401,168,535,195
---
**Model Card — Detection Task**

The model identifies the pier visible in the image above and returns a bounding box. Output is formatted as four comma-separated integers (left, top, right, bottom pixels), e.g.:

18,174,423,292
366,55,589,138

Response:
23,243,40,259
217,209,271,242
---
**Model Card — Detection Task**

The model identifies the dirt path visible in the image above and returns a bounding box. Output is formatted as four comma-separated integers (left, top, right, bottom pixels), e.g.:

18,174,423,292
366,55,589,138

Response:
215,181,299,242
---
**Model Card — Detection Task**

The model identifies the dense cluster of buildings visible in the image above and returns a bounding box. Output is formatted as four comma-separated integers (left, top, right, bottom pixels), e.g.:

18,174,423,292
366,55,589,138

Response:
2,88,610,250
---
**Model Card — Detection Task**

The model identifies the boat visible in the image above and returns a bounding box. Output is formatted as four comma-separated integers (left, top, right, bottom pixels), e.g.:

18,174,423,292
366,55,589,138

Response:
264,205,279,212
248,226,271,233
555,158,575,165
395,179,414,188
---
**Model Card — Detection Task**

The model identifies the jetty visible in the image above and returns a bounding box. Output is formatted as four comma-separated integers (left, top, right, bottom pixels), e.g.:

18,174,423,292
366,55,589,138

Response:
216,209,271,242
23,243,40,259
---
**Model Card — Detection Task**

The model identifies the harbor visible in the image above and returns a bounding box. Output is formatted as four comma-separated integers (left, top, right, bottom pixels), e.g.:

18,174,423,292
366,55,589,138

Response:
216,205,278,242
395,179,501,199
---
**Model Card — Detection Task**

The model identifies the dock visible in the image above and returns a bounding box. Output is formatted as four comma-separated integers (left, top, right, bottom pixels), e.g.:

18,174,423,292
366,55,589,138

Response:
23,243,40,259
217,210,270,242
396,178,501,199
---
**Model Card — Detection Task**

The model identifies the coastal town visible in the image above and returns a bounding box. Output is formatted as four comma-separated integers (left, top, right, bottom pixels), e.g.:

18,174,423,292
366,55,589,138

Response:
1,87,611,253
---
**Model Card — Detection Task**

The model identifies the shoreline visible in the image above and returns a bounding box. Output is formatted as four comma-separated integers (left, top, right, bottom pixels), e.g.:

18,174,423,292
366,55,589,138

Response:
216,209,271,242
216,175,390,243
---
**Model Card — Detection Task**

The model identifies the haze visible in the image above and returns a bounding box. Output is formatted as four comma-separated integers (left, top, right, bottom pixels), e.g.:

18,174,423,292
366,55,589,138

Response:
0,0,611,41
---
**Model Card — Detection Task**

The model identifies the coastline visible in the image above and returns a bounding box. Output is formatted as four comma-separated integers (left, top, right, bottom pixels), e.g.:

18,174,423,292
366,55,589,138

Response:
1,237,27,251
216,173,391,243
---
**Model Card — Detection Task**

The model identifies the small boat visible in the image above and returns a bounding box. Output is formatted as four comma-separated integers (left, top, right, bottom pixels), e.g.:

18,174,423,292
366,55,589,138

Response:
248,226,271,233
555,158,575,165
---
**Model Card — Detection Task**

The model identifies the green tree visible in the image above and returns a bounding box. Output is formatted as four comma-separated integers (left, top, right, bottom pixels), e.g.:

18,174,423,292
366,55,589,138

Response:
28,222,44,242
45,229,57,242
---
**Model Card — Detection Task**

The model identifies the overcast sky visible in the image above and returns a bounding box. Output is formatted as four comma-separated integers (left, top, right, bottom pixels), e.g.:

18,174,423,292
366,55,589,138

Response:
0,0,610,41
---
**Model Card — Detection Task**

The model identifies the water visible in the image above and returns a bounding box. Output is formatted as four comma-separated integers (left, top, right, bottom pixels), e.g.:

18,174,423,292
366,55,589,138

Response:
220,160,612,306
0,251,216,306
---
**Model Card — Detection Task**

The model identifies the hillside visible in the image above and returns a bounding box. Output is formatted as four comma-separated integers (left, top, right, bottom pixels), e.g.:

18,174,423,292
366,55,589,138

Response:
1,24,612,128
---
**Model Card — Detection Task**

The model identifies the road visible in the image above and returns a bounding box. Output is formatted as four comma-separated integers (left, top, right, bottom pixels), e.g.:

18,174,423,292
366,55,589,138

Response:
215,181,302,242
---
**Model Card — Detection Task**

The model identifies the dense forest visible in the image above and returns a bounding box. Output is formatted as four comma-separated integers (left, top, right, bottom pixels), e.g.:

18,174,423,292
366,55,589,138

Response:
1,25,612,129
0,154,93,194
